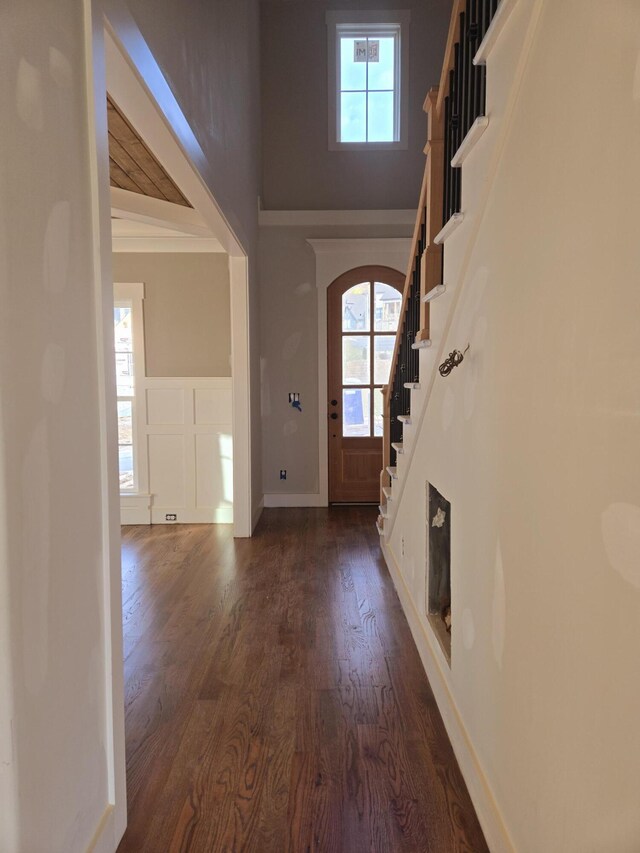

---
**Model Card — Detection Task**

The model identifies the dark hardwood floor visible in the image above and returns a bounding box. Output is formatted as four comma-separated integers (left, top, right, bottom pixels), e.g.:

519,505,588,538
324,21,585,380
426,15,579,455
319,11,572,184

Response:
117,507,488,853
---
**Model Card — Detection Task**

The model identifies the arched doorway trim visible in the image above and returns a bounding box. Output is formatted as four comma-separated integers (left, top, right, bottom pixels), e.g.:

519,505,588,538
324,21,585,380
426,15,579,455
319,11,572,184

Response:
307,238,412,505
327,266,404,503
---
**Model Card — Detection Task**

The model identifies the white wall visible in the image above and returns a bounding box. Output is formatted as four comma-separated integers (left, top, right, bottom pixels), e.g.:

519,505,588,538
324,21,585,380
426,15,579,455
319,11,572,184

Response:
386,2,640,851
0,0,123,849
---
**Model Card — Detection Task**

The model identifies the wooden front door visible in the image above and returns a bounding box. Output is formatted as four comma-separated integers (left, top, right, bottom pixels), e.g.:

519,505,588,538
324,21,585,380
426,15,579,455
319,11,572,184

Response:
328,266,404,503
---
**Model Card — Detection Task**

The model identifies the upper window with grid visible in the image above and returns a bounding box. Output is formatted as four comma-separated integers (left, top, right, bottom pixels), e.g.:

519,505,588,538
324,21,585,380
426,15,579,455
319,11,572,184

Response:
339,28,398,143
327,13,409,151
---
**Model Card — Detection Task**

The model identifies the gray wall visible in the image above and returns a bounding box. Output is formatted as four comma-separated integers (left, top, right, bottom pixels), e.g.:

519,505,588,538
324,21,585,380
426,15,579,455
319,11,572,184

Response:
112,253,231,377
115,0,263,512
121,0,261,252
260,0,451,210
259,223,411,495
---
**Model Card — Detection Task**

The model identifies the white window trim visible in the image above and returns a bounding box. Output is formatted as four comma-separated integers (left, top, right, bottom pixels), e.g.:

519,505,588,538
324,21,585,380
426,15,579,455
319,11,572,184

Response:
114,282,148,497
327,10,410,152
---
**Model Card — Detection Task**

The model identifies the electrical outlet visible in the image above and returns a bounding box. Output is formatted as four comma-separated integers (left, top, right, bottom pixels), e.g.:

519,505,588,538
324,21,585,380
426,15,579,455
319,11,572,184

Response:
165,513,177,521
288,392,302,412
401,536,405,556
280,469,287,480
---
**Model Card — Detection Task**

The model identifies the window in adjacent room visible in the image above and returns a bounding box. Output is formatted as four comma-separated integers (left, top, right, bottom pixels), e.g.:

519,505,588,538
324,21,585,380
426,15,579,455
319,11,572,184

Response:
113,282,145,492
327,11,410,150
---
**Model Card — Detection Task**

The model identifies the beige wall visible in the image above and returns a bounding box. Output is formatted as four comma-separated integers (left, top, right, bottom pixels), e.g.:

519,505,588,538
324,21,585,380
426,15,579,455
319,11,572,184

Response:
112,252,231,377
387,1,640,851
259,223,412,496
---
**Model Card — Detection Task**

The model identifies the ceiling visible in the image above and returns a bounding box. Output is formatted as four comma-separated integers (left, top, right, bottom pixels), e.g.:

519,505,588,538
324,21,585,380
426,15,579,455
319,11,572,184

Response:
107,95,192,208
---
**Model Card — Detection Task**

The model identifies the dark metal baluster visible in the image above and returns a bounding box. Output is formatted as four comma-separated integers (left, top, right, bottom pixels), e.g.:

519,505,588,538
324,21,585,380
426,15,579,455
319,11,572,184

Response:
443,95,451,225
410,267,418,385
451,45,460,163
479,60,487,117
482,0,491,41
467,0,478,129
452,47,462,214
460,10,469,142
448,65,456,216
410,273,415,399
416,245,421,372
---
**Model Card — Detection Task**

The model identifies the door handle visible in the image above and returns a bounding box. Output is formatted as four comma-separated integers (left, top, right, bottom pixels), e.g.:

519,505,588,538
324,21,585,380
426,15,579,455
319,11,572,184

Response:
330,399,338,406
330,413,338,420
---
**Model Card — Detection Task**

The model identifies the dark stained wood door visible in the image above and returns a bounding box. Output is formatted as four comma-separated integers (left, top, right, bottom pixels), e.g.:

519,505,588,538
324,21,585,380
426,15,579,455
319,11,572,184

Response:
328,266,404,503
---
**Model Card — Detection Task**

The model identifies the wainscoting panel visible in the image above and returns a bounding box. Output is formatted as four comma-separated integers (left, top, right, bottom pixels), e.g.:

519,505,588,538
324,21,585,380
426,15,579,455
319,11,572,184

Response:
194,387,233,425
137,378,233,524
146,387,185,425
148,434,187,507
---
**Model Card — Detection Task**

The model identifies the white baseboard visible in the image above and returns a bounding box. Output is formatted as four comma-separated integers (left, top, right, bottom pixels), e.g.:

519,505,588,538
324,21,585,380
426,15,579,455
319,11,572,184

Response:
263,493,327,508
150,506,233,524
251,498,264,532
120,493,151,525
381,541,515,853
87,804,126,853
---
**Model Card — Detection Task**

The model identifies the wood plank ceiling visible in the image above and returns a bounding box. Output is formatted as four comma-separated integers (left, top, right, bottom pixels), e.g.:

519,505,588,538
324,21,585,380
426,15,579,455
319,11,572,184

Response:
107,95,192,208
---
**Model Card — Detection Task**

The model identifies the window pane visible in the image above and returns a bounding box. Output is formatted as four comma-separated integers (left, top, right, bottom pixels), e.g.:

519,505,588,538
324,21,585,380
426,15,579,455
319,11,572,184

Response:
342,282,370,331
374,336,395,385
114,306,133,350
340,37,366,90
343,388,371,437
374,282,402,331
115,353,134,396
367,37,395,90
340,91,366,142
119,445,134,490
114,306,135,396
117,401,133,446
374,387,384,437
368,91,394,141
342,336,370,385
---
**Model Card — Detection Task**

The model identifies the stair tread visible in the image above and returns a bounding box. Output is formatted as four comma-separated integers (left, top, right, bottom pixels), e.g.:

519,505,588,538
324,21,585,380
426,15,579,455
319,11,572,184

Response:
421,285,446,303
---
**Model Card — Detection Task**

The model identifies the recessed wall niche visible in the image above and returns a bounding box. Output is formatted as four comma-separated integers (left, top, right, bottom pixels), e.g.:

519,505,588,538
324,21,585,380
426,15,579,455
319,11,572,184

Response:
426,482,452,663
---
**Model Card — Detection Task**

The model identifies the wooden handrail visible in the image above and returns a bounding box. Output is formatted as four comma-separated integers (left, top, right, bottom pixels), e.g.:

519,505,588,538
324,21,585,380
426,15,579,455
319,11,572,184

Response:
419,89,445,336
436,0,466,117
382,170,428,410
383,86,443,412
380,0,500,511
381,86,443,504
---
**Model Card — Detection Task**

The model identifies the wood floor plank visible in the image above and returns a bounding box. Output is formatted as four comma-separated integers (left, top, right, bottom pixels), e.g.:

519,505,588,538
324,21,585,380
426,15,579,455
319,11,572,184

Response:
117,509,488,852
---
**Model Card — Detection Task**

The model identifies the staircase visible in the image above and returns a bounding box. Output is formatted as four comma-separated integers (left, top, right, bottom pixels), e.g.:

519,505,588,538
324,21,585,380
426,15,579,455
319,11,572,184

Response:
378,0,517,537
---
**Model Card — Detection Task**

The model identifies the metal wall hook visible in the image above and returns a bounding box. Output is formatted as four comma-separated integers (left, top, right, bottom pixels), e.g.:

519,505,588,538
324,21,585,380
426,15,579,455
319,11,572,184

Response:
439,344,470,377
